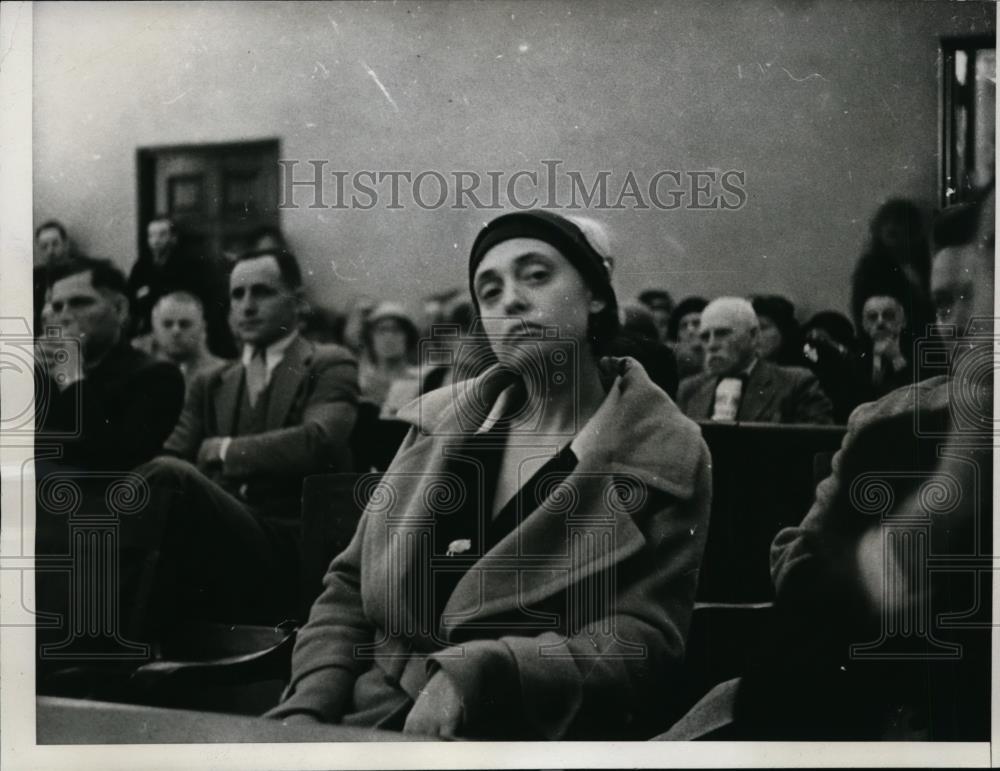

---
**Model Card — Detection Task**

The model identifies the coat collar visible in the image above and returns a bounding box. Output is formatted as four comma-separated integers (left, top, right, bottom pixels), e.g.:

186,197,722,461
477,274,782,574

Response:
383,357,705,635
738,358,777,422
395,356,703,500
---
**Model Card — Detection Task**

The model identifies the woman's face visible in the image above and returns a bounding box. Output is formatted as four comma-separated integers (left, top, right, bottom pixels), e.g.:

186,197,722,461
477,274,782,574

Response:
756,315,783,359
371,318,408,363
472,237,601,364
677,312,702,346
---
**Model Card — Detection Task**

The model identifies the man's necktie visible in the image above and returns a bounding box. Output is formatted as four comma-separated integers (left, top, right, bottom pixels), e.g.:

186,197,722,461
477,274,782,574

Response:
246,347,268,407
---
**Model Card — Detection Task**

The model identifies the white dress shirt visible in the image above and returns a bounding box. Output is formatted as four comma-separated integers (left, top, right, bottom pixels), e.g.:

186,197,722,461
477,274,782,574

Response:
219,330,300,461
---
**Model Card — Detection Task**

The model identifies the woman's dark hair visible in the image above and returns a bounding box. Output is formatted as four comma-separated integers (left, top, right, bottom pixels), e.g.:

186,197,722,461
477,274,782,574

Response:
851,197,934,338
751,294,803,365
667,296,708,341
868,198,931,280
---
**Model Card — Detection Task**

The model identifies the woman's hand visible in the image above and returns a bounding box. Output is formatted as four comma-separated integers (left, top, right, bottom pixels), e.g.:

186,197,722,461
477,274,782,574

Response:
403,670,464,738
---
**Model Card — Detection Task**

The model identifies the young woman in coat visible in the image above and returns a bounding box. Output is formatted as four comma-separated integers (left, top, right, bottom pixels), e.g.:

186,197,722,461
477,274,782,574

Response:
267,210,712,739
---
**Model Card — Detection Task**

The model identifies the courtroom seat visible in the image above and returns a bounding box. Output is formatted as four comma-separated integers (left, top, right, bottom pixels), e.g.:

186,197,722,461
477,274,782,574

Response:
299,472,376,616
119,472,380,712
695,421,846,602
351,402,410,472
659,601,774,730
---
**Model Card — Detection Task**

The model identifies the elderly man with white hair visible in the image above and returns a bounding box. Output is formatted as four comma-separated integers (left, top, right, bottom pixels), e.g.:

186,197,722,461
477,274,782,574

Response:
677,296,833,424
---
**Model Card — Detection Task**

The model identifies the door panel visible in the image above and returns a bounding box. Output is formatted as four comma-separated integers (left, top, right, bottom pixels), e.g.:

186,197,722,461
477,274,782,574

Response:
140,139,280,264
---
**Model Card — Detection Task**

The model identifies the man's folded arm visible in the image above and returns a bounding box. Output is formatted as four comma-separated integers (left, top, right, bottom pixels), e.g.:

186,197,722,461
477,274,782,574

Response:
223,359,359,476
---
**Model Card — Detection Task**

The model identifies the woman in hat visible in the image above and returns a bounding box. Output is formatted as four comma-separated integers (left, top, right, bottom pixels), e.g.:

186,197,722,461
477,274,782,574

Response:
358,301,422,417
268,210,711,739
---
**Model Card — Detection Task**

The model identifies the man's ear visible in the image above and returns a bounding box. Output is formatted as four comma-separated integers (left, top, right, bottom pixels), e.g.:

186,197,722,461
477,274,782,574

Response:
112,292,130,324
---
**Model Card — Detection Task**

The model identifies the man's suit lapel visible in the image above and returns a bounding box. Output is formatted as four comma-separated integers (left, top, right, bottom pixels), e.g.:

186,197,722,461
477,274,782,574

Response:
265,336,311,429
694,376,715,420
739,360,777,422
214,363,244,436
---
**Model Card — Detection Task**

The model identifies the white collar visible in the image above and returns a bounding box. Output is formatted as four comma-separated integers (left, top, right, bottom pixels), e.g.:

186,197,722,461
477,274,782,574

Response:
241,330,299,374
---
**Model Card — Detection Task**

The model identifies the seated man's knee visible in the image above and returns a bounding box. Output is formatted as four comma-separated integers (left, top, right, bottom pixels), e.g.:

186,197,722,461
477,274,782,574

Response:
138,455,200,486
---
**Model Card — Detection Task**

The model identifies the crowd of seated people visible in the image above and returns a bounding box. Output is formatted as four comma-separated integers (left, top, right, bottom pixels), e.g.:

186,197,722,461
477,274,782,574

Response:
29,180,992,741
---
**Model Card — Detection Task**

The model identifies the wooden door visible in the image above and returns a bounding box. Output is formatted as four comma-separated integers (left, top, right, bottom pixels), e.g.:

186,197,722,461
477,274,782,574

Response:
137,139,281,263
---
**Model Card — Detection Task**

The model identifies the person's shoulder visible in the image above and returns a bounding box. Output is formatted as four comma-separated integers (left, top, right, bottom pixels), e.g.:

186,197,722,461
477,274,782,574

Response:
678,371,712,396
847,374,949,429
763,360,816,384
117,345,184,388
304,339,358,367
196,356,230,380
186,356,237,391
114,342,162,373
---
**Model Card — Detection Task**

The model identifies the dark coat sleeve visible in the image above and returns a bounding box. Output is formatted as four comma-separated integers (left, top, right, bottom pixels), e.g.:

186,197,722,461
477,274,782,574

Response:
44,359,185,470
785,367,835,425
162,366,213,461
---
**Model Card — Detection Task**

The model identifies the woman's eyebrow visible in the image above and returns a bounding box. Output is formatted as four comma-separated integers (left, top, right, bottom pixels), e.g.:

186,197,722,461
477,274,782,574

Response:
475,252,552,288
513,252,551,267
473,268,500,289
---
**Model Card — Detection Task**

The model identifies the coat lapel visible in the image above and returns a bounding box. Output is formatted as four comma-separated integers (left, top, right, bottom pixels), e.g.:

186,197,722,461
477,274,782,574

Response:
412,357,703,636
693,376,716,420
265,336,311,430
437,458,647,634
214,362,244,436
738,360,777,422
680,374,714,420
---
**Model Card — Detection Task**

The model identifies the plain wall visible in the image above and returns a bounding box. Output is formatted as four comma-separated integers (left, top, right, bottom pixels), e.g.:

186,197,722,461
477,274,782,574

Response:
32,0,995,320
